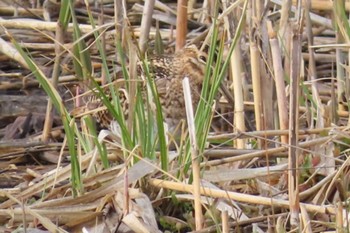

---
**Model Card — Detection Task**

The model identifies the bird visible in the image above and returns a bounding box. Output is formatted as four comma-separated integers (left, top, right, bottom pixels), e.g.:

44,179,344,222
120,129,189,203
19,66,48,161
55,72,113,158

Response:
83,45,207,135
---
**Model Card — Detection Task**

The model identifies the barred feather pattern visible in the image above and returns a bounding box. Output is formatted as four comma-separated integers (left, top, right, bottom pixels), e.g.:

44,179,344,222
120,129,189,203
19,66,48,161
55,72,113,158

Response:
86,46,207,132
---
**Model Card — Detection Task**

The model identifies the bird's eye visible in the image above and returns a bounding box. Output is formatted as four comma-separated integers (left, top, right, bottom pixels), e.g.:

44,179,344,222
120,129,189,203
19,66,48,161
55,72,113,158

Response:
199,55,207,63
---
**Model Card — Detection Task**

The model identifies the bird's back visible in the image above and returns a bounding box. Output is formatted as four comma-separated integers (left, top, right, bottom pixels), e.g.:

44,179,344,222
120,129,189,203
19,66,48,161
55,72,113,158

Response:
83,46,207,133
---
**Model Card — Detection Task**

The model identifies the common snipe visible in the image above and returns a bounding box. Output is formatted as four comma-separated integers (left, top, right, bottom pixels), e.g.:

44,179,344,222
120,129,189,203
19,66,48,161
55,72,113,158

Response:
85,46,207,134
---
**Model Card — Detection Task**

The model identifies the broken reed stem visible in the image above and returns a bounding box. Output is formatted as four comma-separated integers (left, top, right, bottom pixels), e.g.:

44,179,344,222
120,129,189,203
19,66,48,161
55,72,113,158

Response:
42,22,64,141
221,1,245,148
333,1,347,115
0,35,29,69
203,133,342,167
0,18,97,32
288,21,302,227
249,42,262,145
207,126,345,140
292,0,350,11
300,205,312,232
267,21,289,145
183,77,203,230
138,0,155,54
148,179,336,215
230,45,246,149
175,0,188,50
305,1,328,131
222,210,229,233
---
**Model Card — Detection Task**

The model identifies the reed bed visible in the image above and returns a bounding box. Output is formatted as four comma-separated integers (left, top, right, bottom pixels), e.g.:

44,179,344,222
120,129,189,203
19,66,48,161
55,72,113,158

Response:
0,0,349,232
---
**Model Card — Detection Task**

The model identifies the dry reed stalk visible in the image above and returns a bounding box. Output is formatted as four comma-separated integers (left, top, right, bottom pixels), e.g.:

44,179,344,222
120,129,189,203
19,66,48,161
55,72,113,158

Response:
323,150,350,203
300,205,312,233
247,2,263,148
0,7,42,16
249,42,262,145
0,35,29,69
127,43,138,132
288,21,302,227
0,18,97,32
300,106,349,117
203,132,341,167
99,4,107,86
278,0,291,42
149,179,336,215
0,153,93,209
335,202,344,232
196,0,208,23
221,210,229,233
336,46,346,112
252,19,275,135
42,20,65,142
272,0,333,29
292,0,350,11
218,0,245,21
183,77,203,230
154,1,177,15
207,126,344,141
132,28,180,40
267,21,289,145
175,0,187,50
333,2,348,117
302,53,336,62
299,170,337,200
138,0,155,53
221,2,245,148
305,0,327,131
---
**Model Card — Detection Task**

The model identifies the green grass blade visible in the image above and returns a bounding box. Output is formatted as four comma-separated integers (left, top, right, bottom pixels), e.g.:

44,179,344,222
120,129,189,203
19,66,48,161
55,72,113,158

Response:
9,36,83,195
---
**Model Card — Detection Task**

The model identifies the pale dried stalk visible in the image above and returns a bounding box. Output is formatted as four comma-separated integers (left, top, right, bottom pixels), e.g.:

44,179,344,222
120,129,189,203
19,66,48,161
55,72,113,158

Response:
176,0,188,50
139,0,155,53
300,106,349,118
230,47,246,148
221,1,245,148
299,170,337,201
288,21,302,227
221,210,229,233
300,205,312,233
249,43,262,142
217,0,245,21
0,153,93,209
301,52,336,61
0,18,97,32
123,213,154,233
335,202,344,231
207,126,343,141
333,18,347,115
278,0,291,40
272,0,333,29
154,0,177,15
249,18,274,134
267,21,288,145
183,78,203,230
323,146,350,203
292,0,350,11
149,179,336,215
24,207,68,233
197,0,208,23
128,43,138,132
0,35,29,69
42,21,64,141
203,132,341,167
0,7,42,16
305,0,325,130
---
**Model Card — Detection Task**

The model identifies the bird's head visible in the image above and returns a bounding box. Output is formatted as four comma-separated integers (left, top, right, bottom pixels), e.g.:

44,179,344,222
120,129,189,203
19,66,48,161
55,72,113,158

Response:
174,45,207,83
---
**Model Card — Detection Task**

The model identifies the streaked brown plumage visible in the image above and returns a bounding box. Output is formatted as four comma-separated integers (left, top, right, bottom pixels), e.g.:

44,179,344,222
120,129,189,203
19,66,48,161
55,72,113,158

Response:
86,46,207,133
